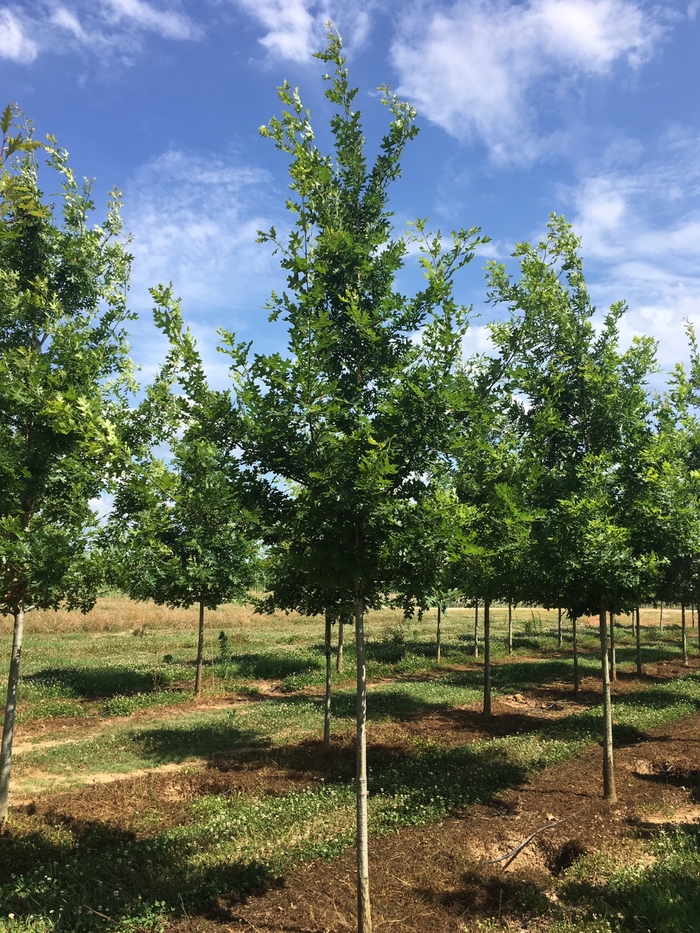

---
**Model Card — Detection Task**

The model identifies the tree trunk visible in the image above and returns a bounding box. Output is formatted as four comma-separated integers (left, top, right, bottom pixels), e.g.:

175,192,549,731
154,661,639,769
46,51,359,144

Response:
682,603,688,667
336,615,345,674
557,607,563,648
636,607,643,677
436,603,442,666
507,599,513,655
572,615,579,695
473,599,479,659
483,599,491,718
609,609,616,682
599,601,617,802
659,601,664,632
692,603,696,629
0,602,24,826
194,599,205,697
354,583,372,933
324,611,332,749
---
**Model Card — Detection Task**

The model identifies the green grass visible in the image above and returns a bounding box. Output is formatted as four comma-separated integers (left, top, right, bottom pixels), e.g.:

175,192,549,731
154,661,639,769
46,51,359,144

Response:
2,599,699,931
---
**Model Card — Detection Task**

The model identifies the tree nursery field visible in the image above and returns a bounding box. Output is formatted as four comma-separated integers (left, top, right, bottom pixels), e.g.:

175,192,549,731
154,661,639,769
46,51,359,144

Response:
1,597,699,933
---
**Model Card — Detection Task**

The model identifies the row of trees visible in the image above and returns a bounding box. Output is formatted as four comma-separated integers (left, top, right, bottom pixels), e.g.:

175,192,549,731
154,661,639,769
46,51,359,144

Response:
3,33,700,932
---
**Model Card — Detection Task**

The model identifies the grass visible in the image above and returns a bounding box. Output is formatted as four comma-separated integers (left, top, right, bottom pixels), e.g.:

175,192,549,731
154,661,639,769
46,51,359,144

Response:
1,596,700,931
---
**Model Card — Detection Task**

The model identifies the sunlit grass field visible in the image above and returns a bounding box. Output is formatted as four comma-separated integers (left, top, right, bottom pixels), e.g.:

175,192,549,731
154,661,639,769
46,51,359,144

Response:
1,596,699,932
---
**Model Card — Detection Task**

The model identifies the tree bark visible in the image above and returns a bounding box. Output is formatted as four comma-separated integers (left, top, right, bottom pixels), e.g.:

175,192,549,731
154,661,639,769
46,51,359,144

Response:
436,603,442,666
507,599,513,655
194,599,205,697
636,607,643,677
609,609,616,682
599,601,617,802
572,615,579,695
483,599,491,718
336,615,345,674
682,603,688,667
324,611,332,748
473,599,479,659
354,583,372,933
557,607,563,648
0,601,24,826
659,601,664,632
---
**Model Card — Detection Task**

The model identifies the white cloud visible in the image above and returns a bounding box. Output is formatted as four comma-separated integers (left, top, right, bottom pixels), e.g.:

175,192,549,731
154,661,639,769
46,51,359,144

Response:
391,0,664,163
123,148,287,383
566,133,700,370
0,8,38,62
230,0,374,62
0,1,200,65
101,0,201,41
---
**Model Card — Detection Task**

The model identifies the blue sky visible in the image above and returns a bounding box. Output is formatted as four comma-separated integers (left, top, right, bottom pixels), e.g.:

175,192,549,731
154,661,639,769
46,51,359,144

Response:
2,0,699,386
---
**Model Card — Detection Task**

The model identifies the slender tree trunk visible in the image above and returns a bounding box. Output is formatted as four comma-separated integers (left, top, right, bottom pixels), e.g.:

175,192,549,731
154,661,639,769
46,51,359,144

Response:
659,601,664,632
599,601,617,802
473,599,479,659
324,611,332,749
682,603,688,667
507,599,513,655
0,602,24,826
692,603,696,629
354,582,372,933
194,599,205,697
636,607,643,677
483,599,491,718
557,606,563,648
609,609,617,682
336,615,345,674
572,615,579,695
436,603,442,666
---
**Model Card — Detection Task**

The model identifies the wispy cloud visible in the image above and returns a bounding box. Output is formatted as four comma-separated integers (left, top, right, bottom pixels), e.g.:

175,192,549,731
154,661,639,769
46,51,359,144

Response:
566,129,700,369
101,0,201,41
123,148,286,381
391,0,666,164
0,1,200,65
229,0,374,62
0,8,38,62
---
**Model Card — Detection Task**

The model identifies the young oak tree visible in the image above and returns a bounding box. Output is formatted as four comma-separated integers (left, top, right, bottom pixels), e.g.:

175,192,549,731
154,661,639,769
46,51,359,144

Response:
231,33,485,933
106,289,258,696
0,127,133,824
488,216,659,801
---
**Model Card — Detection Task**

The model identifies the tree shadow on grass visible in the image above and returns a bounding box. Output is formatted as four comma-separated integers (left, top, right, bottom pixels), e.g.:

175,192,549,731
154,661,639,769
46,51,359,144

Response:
127,719,270,765
230,652,323,679
558,825,700,933
0,815,282,932
23,666,158,699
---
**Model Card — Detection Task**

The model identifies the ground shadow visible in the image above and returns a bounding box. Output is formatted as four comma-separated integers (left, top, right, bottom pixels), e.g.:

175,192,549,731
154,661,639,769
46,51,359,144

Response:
23,666,158,699
0,815,281,932
128,719,270,764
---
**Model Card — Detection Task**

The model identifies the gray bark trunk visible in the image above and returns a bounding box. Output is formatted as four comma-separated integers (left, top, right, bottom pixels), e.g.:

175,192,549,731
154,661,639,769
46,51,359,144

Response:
336,616,345,674
0,601,25,826
659,601,664,632
473,599,479,659
636,607,643,677
507,600,513,655
354,584,372,933
609,609,616,682
324,611,332,748
436,603,442,665
572,615,579,695
483,599,491,718
682,603,688,667
194,599,205,696
557,606,563,648
599,602,617,802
